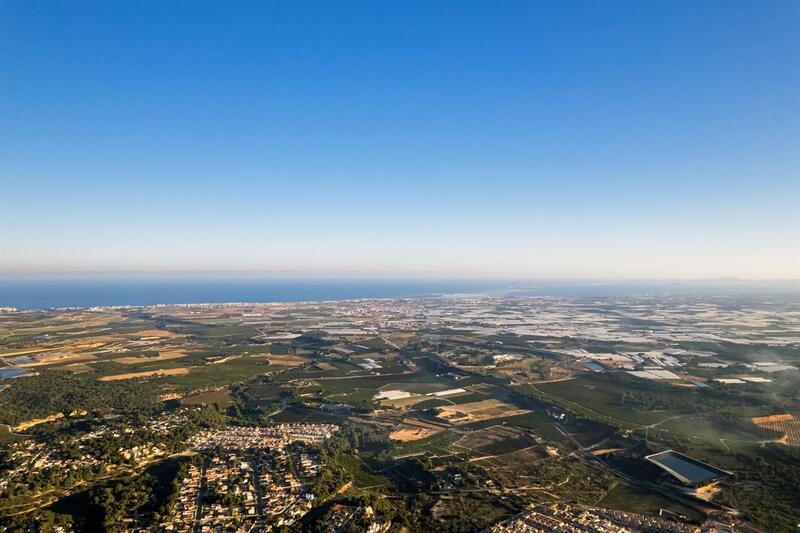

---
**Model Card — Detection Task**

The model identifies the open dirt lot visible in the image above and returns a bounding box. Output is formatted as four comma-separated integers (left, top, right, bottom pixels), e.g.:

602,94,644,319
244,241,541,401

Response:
18,353,98,367
116,350,187,365
99,367,191,381
131,329,183,338
390,426,442,441
436,399,530,425
266,355,307,366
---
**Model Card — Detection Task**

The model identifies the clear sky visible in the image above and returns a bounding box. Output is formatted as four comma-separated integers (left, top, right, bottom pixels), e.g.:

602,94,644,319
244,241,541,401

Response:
1,1,798,279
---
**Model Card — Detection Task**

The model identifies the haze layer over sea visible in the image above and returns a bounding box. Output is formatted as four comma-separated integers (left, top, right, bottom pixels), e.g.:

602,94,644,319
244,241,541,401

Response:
1,278,798,310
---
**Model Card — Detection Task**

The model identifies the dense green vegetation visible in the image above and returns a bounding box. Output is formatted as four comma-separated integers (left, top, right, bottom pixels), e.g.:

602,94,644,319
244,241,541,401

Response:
311,425,388,500
717,445,800,532
0,372,161,425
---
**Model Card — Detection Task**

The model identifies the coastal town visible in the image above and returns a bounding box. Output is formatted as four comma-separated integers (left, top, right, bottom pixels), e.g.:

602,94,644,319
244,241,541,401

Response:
158,424,336,532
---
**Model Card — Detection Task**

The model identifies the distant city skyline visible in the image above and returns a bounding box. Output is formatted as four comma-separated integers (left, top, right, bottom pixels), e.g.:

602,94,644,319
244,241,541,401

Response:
1,1,798,279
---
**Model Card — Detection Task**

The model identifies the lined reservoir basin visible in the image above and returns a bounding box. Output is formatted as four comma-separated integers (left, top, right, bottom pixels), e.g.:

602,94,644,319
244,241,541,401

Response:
646,450,730,485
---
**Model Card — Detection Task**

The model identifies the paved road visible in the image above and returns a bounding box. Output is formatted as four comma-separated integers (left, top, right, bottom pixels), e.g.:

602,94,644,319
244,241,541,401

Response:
192,461,206,533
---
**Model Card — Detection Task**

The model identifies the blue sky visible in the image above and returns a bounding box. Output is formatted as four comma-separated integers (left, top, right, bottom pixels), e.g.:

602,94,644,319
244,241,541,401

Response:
1,1,798,279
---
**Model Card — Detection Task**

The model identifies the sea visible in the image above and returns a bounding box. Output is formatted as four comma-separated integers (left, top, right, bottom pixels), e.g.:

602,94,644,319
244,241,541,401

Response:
0,278,797,310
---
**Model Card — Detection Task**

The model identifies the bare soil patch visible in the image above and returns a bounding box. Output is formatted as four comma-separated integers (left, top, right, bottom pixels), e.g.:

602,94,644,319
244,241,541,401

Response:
436,399,530,425
390,426,442,441
20,353,97,367
266,355,307,366
131,329,182,339
116,350,186,365
99,367,191,381
591,448,623,456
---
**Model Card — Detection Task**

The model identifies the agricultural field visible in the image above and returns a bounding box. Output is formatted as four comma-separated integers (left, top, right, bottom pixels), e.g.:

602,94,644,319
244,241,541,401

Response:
0,295,797,531
435,399,531,425
752,414,800,446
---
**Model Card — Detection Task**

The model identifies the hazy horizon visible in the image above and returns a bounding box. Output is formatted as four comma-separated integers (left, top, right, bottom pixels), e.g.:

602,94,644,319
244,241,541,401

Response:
3,276,799,310
2,269,800,282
